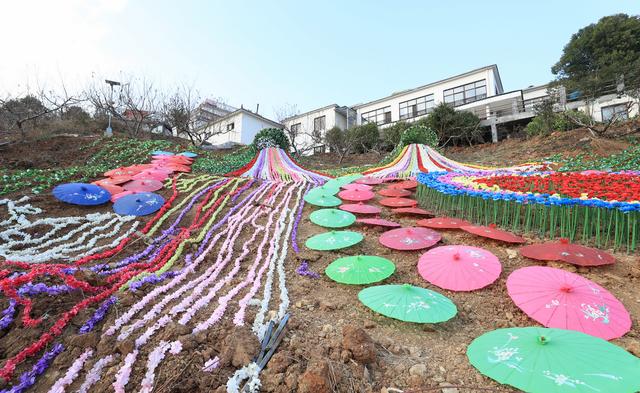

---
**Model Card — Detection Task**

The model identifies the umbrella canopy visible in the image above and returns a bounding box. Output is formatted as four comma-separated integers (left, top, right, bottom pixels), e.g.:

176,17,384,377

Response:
305,230,364,251
519,238,615,267
461,224,526,244
303,193,342,207
132,170,170,181
358,284,457,323
309,184,340,195
91,182,123,196
179,151,198,158
52,183,111,206
390,179,418,189
113,192,165,216
325,255,395,285
467,327,640,393
356,218,401,228
151,150,173,155
507,266,631,340
104,167,140,177
339,203,381,214
123,179,164,192
417,245,501,291
417,217,471,229
155,163,191,172
378,188,411,197
341,183,373,192
392,207,434,216
379,197,418,208
99,176,133,185
379,227,441,251
355,176,383,185
309,209,356,228
338,189,375,202
111,190,137,203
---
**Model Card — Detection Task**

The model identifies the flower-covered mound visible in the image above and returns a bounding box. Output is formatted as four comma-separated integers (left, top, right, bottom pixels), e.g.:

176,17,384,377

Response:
416,171,640,251
362,143,544,179
226,147,331,183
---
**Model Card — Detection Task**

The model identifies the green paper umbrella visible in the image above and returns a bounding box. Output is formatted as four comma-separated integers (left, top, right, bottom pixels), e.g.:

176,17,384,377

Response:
305,230,363,251
303,192,342,207
309,208,356,228
358,284,457,323
309,184,340,195
326,255,395,284
467,327,640,393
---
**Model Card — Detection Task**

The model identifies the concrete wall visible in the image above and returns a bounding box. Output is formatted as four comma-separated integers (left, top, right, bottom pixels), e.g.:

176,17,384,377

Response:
202,111,282,146
567,94,639,122
283,106,346,154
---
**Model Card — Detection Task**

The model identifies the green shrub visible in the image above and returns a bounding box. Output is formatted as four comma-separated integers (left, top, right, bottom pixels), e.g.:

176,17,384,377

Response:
526,109,593,137
253,128,290,151
347,123,379,153
379,121,410,151
325,126,345,152
425,103,482,146
399,124,439,148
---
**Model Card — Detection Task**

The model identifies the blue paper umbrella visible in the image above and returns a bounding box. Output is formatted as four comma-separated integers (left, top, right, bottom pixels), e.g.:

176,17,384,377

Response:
179,151,198,158
113,192,165,216
151,150,174,156
52,183,111,206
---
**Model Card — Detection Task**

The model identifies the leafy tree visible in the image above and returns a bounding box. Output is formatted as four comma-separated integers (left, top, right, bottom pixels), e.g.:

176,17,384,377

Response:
253,127,290,151
399,125,438,148
425,103,482,146
347,122,380,153
379,121,410,151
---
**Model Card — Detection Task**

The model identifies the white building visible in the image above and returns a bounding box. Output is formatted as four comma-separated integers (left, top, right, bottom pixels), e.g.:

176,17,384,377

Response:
196,108,283,146
282,104,357,155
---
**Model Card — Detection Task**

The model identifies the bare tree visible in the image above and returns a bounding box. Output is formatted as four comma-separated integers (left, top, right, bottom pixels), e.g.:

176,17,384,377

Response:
273,103,302,154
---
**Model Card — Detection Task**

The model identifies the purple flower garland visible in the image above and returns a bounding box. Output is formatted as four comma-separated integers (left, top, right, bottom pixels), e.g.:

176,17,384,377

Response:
79,296,117,334
0,300,17,331
0,343,64,393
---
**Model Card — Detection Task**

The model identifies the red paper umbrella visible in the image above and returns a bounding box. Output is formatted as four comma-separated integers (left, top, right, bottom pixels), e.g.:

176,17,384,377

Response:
392,207,435,216
519,238,615,266
341,183,373,192
132,170,170,181
379,197,418,208
94,176,131,186
111,190,137,202
380,177,401,182
378,188,411,197
356,218,401,228
92,182,123,196
104,167,141,177
379,227,441,251
128,164,156,171
390,179,418,189
152,155,193,164
355,176,383,185
461,224,526,244
339,203,381,214
417,217,471,229
123,179,164,192
338,189,375,202
157,163,191,173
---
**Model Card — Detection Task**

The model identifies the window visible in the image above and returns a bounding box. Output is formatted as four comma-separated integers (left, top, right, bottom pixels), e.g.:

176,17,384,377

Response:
601,103,628,122
290,123,301,137
361,106,392,125
443,80,487,107
226,122,234,131
313,116,326,132
399,94,434,120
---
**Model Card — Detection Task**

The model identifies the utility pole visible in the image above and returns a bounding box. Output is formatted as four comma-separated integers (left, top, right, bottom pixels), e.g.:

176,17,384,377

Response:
104,79,121,137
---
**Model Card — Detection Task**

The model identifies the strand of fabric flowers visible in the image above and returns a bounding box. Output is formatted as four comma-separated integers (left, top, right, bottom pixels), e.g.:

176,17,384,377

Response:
0,196,42,227
292,183,320,278
46,348,93,393
0,343,63,393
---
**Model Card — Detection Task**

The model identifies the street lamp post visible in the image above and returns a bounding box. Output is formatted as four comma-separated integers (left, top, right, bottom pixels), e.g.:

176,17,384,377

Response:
104,79,121,137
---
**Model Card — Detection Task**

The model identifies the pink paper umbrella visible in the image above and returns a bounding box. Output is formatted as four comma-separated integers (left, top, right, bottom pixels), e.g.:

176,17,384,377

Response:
338,189,375,202
132,170,170,181
507,266,631,340
355,176,383,185
379,227,441,251
461,224,525,243
418,245,501,291
379,197,418,208
378,188,411,197
341,183,373,192
417,217,471,229
111,190,137,202
356,218,401,228
339,203,381,214
123,179,164,192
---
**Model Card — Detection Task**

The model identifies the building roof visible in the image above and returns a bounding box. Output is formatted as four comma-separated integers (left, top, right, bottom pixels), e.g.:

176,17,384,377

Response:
212,108,283,129
352,65,504,109
281,104,340,123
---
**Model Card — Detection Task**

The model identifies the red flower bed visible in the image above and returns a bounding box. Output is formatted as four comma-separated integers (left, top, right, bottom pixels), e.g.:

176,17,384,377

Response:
474,172,640,202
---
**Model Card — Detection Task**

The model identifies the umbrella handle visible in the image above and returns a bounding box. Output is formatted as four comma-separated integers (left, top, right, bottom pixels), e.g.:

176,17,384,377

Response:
537,336,549,345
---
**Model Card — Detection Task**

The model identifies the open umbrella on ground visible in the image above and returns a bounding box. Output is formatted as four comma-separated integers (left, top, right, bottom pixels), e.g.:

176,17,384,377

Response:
179,151,198,158
309,209,356,228
355,176,383,185
461,224,525,244
379,197,418,208
305,230,364,251
520,238,615,266
111,190,137,203
151,150,173,155
417,217,471,229
338,189,375,202
418,245,501,291
358,284,457,323
91,182,123,196
467,327,640,393
304,193,342,207
155,163,191,173
52,183,111,206
379,227,441,251
341,183,373,192
325,255,395,285
507,266,631,340
113,192,165,216
378,188,411,197
309,184,340,195
123,179,164,192
99,176,133,185
132,170,170,181
104,167,141,177
390,179,418,189
392,207,435,216
356,218,401,228
339,203,381,215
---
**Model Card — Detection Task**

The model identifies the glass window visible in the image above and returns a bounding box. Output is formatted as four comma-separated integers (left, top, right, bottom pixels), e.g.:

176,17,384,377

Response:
226,122,234,131
313,116,326,132
601,103,628,122
443,79,487,107
290,123,301,136
399,94,434,120
361,106,392,125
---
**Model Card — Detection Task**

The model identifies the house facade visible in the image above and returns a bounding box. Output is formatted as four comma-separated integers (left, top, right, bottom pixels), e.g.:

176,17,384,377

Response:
282,104,357,155
189,108,283,147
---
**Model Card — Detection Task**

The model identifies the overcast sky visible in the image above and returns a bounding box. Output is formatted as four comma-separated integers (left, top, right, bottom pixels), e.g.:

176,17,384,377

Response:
1,1,639,118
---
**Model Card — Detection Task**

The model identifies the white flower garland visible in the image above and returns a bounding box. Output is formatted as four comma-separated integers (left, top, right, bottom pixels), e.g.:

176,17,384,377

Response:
77,354,115,393
226,362,261,393
47,348,93,393
0,196,42,227
139,340,182,393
